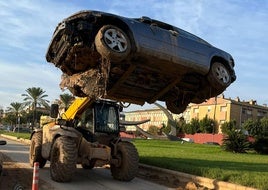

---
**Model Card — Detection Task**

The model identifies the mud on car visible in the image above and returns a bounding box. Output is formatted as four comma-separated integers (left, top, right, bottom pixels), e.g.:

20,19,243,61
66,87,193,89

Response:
46,10,236,114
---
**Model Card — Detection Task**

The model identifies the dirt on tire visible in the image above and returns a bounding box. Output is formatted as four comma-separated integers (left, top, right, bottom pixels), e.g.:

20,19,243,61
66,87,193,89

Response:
50,136,78,182
110,141,139,181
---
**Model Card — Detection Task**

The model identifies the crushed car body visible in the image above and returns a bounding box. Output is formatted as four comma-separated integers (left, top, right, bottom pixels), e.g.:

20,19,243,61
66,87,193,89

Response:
46,10,236,114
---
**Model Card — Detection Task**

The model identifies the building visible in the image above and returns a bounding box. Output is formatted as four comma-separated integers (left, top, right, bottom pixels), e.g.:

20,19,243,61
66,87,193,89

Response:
124,107,183,131
124,95,268,134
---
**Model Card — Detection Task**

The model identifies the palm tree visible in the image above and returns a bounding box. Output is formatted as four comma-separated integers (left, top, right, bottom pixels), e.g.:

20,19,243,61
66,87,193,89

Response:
6,102,24,128
59,93,74,111
22,87,49,129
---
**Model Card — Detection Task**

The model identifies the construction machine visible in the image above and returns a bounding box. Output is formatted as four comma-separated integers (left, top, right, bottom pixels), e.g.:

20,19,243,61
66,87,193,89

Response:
29,97,141,182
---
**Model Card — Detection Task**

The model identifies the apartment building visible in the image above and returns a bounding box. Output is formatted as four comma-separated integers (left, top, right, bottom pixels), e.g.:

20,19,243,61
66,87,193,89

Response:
124,95,268,133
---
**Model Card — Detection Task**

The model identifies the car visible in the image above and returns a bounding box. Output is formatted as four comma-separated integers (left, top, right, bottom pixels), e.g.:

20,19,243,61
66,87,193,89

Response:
46,10,236,114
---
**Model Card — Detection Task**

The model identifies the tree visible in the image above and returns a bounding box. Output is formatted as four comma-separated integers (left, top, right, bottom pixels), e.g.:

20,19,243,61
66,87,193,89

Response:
221,120,237,134
182,118,200,134
243,118,268,154
6,102,24,127
59,93,74,111
22,87,49,129
199,115,216,133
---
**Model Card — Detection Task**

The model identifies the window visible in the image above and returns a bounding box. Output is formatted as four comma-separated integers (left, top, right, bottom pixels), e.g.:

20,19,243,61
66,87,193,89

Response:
220,106,227,112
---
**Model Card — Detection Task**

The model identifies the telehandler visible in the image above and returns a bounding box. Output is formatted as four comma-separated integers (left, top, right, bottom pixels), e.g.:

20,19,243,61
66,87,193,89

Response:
29,97,141,182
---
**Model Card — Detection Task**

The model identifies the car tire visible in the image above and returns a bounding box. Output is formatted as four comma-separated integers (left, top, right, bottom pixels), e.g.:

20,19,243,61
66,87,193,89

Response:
207,62,231,90
166,99,188,114
95,25,131,62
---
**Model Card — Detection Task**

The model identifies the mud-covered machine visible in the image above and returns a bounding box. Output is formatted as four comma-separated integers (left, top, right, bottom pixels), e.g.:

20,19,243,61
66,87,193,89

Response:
29,98,140,182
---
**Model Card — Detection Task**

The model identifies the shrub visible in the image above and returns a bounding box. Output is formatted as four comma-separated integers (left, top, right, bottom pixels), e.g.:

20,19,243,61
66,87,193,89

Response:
222,130,251,153
147,125,159,135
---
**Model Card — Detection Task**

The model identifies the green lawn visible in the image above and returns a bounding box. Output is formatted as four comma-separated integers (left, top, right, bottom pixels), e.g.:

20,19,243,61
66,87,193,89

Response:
133,139,268,190
0,130,31,140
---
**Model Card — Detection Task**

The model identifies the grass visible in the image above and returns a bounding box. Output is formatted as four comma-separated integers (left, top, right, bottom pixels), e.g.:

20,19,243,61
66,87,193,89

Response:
0,130,31,140
133,139,268,190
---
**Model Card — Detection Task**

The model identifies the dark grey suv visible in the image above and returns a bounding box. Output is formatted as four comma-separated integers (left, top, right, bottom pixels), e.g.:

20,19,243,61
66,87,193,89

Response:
46,10,236,114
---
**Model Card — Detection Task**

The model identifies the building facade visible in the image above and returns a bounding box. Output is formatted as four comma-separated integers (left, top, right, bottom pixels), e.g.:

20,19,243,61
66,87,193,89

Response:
124,95,268,134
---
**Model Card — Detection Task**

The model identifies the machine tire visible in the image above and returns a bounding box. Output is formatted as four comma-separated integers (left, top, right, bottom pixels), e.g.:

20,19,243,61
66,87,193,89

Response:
110,141,139,181
81,159,96,169
29,132,46,168
50,136,77,182
95,25,131,62
207,62,231,90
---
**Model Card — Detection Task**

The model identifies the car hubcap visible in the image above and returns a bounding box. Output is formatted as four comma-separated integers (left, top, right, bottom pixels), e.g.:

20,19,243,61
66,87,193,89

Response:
215,64,230,84
104,28,127,52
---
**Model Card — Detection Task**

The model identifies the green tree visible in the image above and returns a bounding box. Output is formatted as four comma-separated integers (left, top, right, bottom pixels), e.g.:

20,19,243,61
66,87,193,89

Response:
199,115,216,133
182,118,200,134
243,117,268,154
22,87,49,129
221,120,237,134
6,102,24,128
59,93,74,111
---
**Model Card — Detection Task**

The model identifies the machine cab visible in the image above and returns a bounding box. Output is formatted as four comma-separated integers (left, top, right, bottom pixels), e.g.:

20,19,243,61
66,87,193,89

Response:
76,100,121,135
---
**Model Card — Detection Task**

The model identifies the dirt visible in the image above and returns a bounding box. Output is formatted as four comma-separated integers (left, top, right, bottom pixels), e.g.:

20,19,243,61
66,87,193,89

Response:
0,153,54,190
0,152,209,190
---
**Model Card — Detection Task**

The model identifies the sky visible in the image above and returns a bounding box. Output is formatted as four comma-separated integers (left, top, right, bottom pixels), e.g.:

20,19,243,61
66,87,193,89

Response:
0,0,268,111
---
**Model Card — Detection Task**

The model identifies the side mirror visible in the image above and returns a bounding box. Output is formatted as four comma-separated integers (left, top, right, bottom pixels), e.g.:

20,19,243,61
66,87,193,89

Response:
50,104,59,118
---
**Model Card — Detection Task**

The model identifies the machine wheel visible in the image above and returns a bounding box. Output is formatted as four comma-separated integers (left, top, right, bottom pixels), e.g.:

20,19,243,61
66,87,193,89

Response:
81,159,96,169
50,136,77,182
95,25,131,62
207,62,231,90
29,132,46,168
110,141,139,181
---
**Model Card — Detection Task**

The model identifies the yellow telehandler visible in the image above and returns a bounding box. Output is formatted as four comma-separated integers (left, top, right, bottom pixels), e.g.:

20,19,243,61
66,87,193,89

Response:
29,97,141,182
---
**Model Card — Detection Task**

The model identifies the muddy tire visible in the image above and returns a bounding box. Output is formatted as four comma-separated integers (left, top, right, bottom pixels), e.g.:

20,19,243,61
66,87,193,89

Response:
95,25,131,62
207,62,231,90
50,136,77,182
110,141,139,181
29,132,46,168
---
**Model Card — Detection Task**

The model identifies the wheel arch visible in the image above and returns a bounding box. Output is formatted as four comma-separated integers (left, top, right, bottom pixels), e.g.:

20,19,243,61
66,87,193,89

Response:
95,16,137,52
210,56,232,72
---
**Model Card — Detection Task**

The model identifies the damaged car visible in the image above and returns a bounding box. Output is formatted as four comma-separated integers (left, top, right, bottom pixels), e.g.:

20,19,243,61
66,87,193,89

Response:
46,10,236,114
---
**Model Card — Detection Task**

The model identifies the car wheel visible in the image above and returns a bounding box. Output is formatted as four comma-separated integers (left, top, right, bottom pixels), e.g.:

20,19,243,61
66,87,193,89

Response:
95,25,131,62
166,98,189,114
208,62,231,90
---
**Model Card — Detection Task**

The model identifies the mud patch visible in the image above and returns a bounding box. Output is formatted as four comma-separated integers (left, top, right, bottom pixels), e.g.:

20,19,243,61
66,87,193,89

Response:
60,58,111,99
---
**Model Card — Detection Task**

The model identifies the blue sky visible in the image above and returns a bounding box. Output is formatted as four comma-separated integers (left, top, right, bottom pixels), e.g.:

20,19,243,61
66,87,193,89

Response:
0,0,268,111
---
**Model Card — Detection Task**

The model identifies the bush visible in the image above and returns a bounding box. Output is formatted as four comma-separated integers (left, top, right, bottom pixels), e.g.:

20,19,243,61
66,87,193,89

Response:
222,130,251,153
147,125,159,135
254,137,268,154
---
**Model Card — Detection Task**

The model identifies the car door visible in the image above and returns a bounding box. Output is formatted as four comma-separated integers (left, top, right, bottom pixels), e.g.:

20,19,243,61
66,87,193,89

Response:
174,28,212,73
130,18,176,60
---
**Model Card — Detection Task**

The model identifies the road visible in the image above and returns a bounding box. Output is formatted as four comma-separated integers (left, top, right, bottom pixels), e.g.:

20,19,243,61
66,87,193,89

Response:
0,138,174,190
